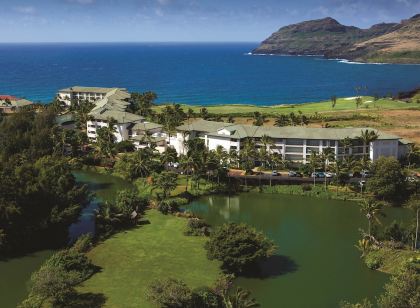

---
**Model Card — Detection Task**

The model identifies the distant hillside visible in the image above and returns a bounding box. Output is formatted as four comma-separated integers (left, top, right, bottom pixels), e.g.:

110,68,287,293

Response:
253,15,420,64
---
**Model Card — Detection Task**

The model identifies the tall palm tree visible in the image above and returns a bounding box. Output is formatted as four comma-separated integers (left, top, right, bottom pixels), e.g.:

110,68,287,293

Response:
406,196,420,250
260,134,274,168
341,137,353,156
359,199,383,237
358,129,379,158
224,287,259,308
308,151,320,187
320,147,335,191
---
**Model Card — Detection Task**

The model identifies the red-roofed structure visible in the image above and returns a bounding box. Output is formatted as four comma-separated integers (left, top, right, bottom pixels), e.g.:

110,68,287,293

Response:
0,95,18,101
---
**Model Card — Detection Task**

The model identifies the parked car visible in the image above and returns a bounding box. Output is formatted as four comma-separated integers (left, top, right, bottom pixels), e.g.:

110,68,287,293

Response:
311,172,325,178
271,170,280,176
349,171,361,178
325,172,335,178
288,171,302,177
172,162,180,168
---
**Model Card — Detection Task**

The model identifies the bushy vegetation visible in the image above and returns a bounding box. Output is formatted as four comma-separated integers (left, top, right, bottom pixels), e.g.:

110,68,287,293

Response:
205,223,276,273
19,236,102,308
367,156,408,203
184,218,211,236
95,189,148,238
146,274,259,308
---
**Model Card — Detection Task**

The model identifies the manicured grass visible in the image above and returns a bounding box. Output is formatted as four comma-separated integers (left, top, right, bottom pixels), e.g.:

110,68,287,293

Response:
78,210,221,308
153,97,418,116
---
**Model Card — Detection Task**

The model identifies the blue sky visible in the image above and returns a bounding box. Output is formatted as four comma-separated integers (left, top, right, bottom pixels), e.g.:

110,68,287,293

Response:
1,0,419,42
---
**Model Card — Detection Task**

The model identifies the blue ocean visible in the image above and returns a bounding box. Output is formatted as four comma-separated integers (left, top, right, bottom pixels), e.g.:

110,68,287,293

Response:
0,43,419,105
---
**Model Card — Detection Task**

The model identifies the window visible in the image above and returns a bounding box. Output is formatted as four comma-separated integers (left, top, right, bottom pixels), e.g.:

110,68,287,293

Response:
285,139,303,146
286,146,303,153
285,154,304,161
306,139,320,146
306,147,319,153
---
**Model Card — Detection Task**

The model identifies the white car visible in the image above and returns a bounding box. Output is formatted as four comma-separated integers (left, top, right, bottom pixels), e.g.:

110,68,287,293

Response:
325,172,335,178
172,162,180,168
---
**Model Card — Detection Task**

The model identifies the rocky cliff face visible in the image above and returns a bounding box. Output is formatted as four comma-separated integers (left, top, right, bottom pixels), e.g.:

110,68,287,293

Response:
253,15,419,63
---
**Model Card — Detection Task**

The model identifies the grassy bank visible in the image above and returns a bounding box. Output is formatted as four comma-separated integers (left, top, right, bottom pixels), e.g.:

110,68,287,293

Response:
78,210,221,308
153,96,419,116
365,247,420,275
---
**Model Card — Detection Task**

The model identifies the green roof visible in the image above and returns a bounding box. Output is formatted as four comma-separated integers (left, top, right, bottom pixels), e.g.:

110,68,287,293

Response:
180,120,402,141
177,119,231,132
91,109,144,124
132,122,163,131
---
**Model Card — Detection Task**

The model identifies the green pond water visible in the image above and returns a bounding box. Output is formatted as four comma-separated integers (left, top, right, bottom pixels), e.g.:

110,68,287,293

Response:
0,171,132,308
186,193,411,308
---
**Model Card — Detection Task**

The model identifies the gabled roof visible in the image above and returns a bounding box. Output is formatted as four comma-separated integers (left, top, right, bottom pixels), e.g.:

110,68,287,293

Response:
90,109,144,124
177,119,232,132
179,120,402,141
131,122,163,131
59,86,127,94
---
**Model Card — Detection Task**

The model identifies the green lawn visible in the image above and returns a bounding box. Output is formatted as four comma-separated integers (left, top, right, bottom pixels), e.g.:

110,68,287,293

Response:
78,210,221,308
153,97,419,116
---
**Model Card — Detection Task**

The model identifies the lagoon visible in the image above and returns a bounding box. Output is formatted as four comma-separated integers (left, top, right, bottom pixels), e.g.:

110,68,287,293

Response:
186,193,410,307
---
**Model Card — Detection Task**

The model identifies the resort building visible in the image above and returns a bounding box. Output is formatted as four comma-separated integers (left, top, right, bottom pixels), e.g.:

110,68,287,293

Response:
0,95,33,113
66,86,168,152
57,86,129,106
171,119,408,162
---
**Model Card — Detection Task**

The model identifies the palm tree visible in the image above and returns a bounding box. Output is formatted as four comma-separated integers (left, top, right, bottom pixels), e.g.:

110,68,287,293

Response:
406,143,419,169
240,138,256,188
341,137,353,156
96,117,118,159
359,199,383,237
331,160,346,196
260,134,273,168
406,196,420,250
224,287,259,308
132,148,153,178
320,147,335,191
358,129,379,158
308,151,320,187
275,114,289,127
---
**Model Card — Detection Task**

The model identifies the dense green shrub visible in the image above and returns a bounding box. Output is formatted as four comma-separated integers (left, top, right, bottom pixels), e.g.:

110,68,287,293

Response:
205,223,276,273
146,278,193,308
364,252,383,270
184,218,211,236
192,287,221,308
301,183,312,192
70,233,94,253
157,198,188,215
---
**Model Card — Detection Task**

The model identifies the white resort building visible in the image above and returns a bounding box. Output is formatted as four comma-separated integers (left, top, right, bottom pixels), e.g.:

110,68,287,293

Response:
170,119,409,162
57,86,129,106
57,86,409,162
58,86,167,152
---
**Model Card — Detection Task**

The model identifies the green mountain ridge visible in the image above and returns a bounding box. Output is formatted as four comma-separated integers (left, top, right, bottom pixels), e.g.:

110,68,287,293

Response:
253,15,420,64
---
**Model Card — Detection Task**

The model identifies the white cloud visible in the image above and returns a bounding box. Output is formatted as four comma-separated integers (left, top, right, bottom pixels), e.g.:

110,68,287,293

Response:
13,6,36,14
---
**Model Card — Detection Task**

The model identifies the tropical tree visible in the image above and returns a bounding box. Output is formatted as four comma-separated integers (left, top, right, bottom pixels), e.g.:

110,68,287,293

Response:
96,117,117,159
358,129,379,158
160,147,178,170
224,287,259,308
406,143,419,169
129,91,157,117
275,114,289,127
252,112,265,126
152,171,178,199
308,151,320,187
359,198,383,237
331,95,337,108
320,147,335,191
405,196,420,250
